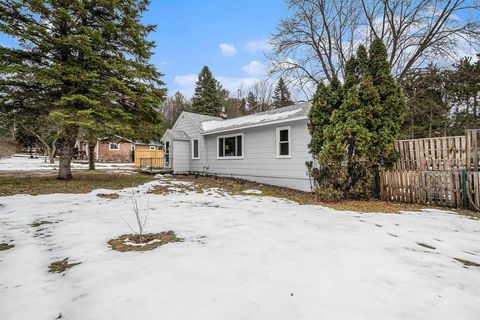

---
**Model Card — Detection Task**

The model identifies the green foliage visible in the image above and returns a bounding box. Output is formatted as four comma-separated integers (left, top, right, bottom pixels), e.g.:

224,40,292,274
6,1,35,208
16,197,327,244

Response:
308,39,406,199
190,66,223,116
400,56,480,138
0,0,166,177
272,77,293,108
246,92,259,113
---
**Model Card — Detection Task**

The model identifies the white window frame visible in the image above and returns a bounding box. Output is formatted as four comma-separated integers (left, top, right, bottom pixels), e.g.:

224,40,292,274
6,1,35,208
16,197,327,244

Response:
217,133,244,159
149,145,156,151
191,139,199,160
109,142,119,151
276,126,291,158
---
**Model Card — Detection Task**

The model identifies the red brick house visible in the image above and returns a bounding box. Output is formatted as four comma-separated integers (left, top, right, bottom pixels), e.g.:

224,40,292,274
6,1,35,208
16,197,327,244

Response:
95,136,134,162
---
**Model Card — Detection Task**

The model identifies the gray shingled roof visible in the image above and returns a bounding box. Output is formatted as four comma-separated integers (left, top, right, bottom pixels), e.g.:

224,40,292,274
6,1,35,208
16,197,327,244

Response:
163,129,190,140
182,112,223,133
201,102,311,134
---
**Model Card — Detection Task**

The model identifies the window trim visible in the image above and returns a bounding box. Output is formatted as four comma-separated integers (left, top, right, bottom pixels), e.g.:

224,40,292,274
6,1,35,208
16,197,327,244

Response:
109,142,120,151
191,138,199,160
149,145,156,151
217,133,244,160
276,126,291,158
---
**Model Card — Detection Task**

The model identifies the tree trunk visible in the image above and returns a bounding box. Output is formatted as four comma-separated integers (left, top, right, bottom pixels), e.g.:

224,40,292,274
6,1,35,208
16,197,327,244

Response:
49,138,57,164
57,128,77,180
88,143,95,170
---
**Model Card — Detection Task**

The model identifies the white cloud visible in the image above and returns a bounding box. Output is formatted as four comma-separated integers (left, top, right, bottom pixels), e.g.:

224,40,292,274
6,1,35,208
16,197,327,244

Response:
174,74,197,87
244,39,273,52
219,43,237,57
242,60,266,77
173,74,198,97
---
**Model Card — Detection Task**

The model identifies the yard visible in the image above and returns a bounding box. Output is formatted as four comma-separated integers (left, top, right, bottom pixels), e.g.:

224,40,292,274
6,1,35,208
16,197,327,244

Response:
0,164,479,319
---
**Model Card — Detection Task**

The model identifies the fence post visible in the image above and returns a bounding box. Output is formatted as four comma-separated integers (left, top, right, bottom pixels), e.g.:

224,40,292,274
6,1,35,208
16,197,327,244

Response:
462,169,468,209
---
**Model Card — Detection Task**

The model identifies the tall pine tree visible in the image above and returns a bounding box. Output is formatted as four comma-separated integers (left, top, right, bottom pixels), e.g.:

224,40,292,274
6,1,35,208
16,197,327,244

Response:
190,66,222,116
272,77,293,108
308,39,405,199
0,0,166,179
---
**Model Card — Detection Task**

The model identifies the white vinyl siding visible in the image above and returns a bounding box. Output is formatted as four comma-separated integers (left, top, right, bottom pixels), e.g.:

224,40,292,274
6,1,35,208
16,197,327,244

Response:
204,119,312,191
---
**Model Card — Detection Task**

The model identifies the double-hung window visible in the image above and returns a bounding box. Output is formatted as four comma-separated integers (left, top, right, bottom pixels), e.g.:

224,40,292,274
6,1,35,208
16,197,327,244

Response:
192,139,199,159
218,134,243,159
276,127,291,158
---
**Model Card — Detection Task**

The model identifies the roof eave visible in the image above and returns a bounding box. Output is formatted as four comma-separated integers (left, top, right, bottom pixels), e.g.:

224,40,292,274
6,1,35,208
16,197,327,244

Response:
201,116,308,135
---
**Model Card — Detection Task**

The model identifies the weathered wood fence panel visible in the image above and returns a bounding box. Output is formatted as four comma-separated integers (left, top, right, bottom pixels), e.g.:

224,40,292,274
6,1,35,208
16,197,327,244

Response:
134,150,164,168
381,129,480,210
380,170,480,209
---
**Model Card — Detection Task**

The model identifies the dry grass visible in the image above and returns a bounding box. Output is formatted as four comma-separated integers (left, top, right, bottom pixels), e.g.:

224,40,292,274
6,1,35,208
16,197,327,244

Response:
0,171,155,196
154,175,480,218
96,193,120,199
454,258,480,268
108,231,181,252
31,220,52,227
0,243,14,251
48,258,81,273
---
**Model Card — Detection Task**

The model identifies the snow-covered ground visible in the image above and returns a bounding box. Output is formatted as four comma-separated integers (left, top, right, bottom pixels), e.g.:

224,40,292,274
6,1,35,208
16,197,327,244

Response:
0,154,134,171
0,178,479,320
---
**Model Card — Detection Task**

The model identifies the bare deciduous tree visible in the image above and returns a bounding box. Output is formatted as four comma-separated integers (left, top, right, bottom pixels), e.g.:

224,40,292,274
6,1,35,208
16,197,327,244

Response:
269,0,480,89
122,190,149,243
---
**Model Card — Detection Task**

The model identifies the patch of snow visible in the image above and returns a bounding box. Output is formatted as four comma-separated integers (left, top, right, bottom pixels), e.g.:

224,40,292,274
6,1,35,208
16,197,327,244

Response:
0,177,479,319
242,189,263,194
202,109,302,132
0,154,134,171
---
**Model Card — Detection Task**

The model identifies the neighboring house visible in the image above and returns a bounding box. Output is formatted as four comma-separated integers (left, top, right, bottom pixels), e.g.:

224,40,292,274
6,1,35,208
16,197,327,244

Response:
134,141,163,151
95,136,134,162
161,102,314,191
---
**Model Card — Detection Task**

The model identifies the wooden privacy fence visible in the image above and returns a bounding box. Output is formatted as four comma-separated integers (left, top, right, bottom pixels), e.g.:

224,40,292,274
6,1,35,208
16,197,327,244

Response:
380,129,480,210
134,150,164,168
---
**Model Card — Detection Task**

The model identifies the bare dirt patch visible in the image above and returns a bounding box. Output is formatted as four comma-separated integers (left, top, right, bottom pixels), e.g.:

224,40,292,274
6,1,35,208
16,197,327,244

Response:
96,193,120,199
108,231,181,252
48,258,81,273
416,242,436,250
0,171,154,196
0,243,14,251
454,258,480,268
31,220,52,227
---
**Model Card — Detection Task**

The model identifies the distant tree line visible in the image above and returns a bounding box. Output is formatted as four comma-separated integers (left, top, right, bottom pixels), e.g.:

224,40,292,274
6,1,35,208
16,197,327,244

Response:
400,56,480,139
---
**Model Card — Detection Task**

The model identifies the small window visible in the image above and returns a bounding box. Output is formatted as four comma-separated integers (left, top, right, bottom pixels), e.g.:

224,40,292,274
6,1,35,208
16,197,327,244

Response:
192,139,199,159
276,127,290,158
109,143,119,150
149,146,156,150
218,134,243,159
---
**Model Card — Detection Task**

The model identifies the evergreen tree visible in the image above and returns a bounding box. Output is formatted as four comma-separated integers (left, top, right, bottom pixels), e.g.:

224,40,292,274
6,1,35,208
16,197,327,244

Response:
190,66,222,116
400,65,449,138
0,0,165,179
272,77,293,108
246,92,259,113
446,57,480,135
308,39,406,199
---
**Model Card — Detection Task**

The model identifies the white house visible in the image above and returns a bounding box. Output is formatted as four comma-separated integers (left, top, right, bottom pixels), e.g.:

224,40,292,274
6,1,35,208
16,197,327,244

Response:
161,102,314,191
